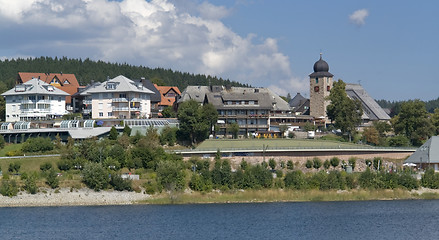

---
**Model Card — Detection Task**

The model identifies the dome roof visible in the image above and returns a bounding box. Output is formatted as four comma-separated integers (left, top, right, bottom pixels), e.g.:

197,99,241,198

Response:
313,55,329,72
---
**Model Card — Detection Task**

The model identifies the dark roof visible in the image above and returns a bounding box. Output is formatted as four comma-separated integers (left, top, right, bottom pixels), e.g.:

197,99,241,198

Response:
289,93,307,108
134,78,161,103
309,54,333,78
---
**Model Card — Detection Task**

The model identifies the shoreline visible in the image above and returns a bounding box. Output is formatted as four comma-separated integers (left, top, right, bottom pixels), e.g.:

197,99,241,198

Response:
0,188,150,208
3,188,439,207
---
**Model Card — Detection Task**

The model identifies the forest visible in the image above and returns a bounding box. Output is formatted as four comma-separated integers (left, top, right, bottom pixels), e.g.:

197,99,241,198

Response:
0,56,248,89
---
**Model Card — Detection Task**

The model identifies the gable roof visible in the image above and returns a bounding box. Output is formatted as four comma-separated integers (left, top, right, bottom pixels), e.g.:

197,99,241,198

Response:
82,75,154,94
18,72,81,104
405,136,439,164
154,84,181,107
2,78,69,96
345,84,391,121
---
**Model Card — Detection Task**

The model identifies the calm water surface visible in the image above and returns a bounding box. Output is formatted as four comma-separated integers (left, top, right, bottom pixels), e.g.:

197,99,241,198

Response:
0,200,437,239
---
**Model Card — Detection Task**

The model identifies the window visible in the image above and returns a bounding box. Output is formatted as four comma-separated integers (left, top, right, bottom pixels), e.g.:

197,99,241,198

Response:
119,93,127,99
12,105,16,112
107,103,112,108
58,97,61,102
99,103,103,110
99,112,103,117
108,112,113,117
327,86,330,91
29,96,36,101
315,78,319,84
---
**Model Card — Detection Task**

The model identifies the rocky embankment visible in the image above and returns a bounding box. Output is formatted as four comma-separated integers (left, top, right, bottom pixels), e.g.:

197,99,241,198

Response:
0,188,149,207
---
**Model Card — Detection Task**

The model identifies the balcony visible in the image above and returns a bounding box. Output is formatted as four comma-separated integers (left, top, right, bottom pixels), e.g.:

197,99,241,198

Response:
130,98,142,102
83,109,92,114
82,99,92,104
112,98,128,102
21,108,51,113
113,107,142,111
21,99,51,104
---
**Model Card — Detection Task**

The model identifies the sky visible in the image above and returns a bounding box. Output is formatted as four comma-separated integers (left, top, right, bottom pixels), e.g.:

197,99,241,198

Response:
0,0,438,101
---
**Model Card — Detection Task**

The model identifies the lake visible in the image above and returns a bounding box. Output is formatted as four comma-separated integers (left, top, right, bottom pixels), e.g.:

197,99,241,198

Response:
0,200,437,239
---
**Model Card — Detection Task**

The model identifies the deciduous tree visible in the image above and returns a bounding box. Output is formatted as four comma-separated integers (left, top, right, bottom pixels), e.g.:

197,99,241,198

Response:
326,80,363,141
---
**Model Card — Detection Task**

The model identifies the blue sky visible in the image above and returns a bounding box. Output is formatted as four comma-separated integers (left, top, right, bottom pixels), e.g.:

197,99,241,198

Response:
0,0,437,101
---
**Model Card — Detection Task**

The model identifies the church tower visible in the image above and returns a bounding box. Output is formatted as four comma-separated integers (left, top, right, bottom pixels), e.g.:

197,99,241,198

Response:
309,54,333,122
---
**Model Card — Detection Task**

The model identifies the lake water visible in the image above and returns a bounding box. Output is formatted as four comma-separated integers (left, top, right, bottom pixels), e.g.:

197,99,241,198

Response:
0,200,438,239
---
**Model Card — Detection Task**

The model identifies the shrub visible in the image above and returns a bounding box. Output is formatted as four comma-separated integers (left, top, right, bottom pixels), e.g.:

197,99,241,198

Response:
305,159,313,169
22,137,54,153
323,160,330,170
284,170,307,190
312,157,322,170
24,173,38,194
348,157,356,170
110,174,133,191
330,157,340,168
82,162,109,191
287,160,294,170
269,158,276,170
0,180,19,197
156,160,186,191
46,169,59,189
40,162,53,172
8,162,21,173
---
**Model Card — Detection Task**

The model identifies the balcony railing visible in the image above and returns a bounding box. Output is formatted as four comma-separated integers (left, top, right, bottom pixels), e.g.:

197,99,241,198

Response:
82,99,92,104
21,99,51,104
21,108,51,113
112,98,128,102
113,107,142,111
130,98,142,102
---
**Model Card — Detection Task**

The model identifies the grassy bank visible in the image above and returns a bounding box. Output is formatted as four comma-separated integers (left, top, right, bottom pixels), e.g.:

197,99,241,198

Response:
142,189,439,205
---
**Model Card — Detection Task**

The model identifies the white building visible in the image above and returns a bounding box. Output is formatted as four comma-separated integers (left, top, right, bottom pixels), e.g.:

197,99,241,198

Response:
79,75,154,119
2,78,69,122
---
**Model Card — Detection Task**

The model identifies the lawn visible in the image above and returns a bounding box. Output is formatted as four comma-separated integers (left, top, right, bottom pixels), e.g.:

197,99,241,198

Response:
0,156,60,173
196,138,375,151
0,143,23,157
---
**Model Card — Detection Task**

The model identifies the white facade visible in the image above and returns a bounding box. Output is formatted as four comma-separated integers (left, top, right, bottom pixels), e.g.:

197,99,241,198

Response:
81,75,153,119
2,78,69,122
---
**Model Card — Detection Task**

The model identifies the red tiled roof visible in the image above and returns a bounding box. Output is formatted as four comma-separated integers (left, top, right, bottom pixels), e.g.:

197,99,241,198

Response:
154,84,181,107
17,72,82,104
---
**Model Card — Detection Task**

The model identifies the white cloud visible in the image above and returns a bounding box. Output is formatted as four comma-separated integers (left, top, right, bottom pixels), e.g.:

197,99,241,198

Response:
0,0,304,95
349,9,369,26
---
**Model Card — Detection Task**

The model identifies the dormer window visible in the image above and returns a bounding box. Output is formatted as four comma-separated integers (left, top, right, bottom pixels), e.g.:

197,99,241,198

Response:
63,80,70,84
106,82,117,90
47,85,54,91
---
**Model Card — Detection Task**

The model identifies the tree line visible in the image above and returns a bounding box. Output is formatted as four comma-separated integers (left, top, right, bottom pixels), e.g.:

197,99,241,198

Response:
0,56,247,90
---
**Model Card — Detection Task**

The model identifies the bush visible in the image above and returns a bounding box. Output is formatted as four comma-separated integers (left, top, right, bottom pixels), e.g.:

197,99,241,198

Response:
46,169,59,189
24,173,38,194
305,159,313,169
8,162,21,173
348,157,356,170
22,137,54,153
287,160,294,170
269,158,276,170
284,170,307,190
323,160,330,170
330,157,340,168
421,168,439,189
156,160,186,191
40,162,53,172
82,162,109,191
0,180,19,197
312,158,322,170
110,174,133,191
